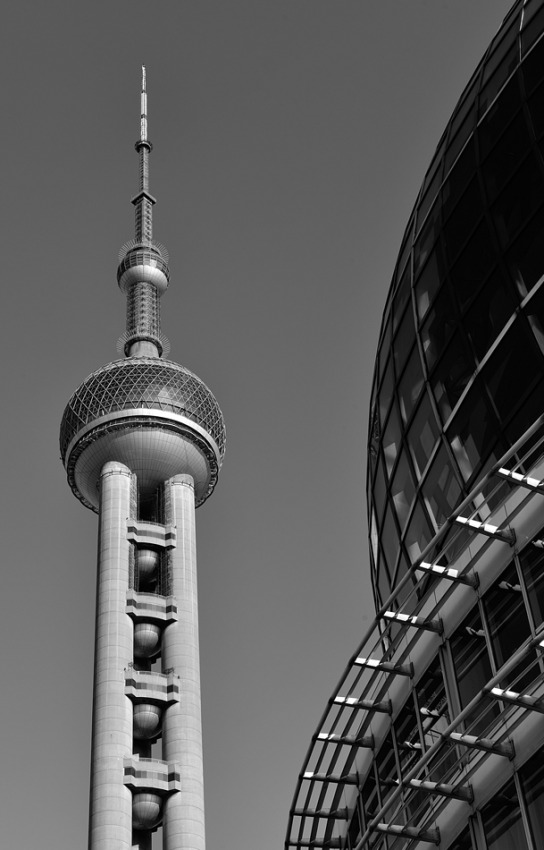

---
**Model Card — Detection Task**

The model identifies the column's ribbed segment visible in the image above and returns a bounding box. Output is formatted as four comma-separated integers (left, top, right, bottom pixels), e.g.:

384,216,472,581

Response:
89,462,134,850
162,474,205,850
126,280,161,357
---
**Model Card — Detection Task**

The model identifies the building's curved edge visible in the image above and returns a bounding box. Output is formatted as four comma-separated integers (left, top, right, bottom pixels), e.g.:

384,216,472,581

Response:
286,414,544,850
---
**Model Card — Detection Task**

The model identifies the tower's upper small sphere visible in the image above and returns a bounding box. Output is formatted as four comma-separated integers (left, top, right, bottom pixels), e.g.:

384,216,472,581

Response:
60,357,226,511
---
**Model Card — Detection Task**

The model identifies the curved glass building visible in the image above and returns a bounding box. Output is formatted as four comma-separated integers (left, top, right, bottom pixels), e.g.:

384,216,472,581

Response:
286,2,544,849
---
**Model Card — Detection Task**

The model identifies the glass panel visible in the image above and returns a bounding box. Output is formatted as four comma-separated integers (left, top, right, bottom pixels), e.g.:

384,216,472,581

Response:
522,6,544,54
430,333,474,422
442,139,477,222
416,657,450,755
479,45,519,118
479,74,522,157
414,248,443,321
447,826,473,850
522,28,544,91
519,540,544,629
414,209,440,276
443,178,482,263
394,697,422,774
383,403,402,477
447,382,500,484
392,264,411,332
492,155,544,247
404,499,433,564
407,393,440,478
527,80,544,139
481,778,528,850
378,355,395,426
372,456,387,524
420,281,458,372
506,205,544,298
398,346,424,425
391,450,416,534
381,502,400,580
481,111,531,201
463,268,516,361
484,561,531,687
481,317,543,424
450,607,492,711
422,444,462,528
393,305,415,378
520,744,544,848
375,731,398,807
449,220,496,311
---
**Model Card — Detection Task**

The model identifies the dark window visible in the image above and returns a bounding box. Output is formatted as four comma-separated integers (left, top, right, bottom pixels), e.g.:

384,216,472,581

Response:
481,778,528,850
481,317,542,425
522,5,544,55
404,499,433,565
491,154,544,247
430,332,475,422
447,381,500,484
442,138,477,221
506,204,544,298
481,111,532,202
447,826,473,850
382,402,402,477
407,392,440,478
519,541,544,629
420,281,458,372
462,268,516,361
397,346,424,424
483,561,531,688
443,178,483,263
520,744,544,847
449,220,496,312
422,444,462,528
450,607,494,728
414,247,444,320
391,450,416,534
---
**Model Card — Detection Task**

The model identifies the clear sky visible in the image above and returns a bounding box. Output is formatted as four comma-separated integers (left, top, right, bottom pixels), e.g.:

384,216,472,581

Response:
0,2,514,848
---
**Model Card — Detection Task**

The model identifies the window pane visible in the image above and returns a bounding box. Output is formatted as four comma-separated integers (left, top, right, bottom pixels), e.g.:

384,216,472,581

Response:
414,247,443,320
404,499,433,564
407,393,440,478
484,561,531,688
421,280,458,372
430,333,474,422
450,607,494,732
481,779,528,850
463,268,516,361
449,220,496,311
447,382,500,484
492,155,544,247
398,346,424,424
519,541,544,628
443,178,482,263
507,205,544,298
391,450,416,533
383,403,402,477
423,444,462,528
520,744,544,848
481,111,531,201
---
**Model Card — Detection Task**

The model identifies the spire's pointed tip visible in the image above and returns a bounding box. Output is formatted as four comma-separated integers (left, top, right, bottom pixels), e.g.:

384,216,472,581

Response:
140,65,148,143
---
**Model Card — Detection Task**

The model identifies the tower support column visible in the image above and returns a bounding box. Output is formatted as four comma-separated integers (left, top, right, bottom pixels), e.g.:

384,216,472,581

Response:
162,474,205,850
89,461,134,850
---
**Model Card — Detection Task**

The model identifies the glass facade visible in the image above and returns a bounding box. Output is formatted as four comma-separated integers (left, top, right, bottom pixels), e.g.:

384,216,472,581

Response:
367,0,544,607
286,3,544,850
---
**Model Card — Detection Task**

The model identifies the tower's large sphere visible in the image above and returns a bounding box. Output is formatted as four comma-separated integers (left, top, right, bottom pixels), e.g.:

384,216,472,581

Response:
60,357,226,511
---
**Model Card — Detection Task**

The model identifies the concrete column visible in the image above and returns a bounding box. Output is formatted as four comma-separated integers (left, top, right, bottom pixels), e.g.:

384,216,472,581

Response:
89,461,134,850
162,474,205,850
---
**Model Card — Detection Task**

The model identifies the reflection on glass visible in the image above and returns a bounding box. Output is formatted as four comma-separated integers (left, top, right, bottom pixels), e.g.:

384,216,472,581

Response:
407,394,440,479
404,500,433,565
481,779,528,850
430,333,474,422
447,384,498,484
383,404,402,477
463,268,515,361
421,282,458,372
450,607,493,723
398,346,424,424
391,450,416,533
415,249,442,320
484,561,531,688
422,445,462,528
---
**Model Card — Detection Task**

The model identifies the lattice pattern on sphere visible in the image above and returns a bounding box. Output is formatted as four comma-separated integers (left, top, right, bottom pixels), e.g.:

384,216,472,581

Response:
60,357,226,462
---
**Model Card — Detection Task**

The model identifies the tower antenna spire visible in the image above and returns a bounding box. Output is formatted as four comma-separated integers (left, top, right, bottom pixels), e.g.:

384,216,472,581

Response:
116,67,170,358
140,64,147,144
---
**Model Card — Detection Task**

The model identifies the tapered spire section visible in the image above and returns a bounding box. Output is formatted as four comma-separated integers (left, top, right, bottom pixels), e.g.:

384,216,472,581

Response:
117,67,170,358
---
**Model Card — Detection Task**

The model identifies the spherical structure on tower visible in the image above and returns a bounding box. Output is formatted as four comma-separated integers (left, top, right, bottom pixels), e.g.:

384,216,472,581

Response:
60,356,226,511
132,792,162,830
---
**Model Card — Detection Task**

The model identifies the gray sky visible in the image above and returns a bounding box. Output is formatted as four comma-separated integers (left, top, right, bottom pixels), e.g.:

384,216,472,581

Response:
0,2,514,848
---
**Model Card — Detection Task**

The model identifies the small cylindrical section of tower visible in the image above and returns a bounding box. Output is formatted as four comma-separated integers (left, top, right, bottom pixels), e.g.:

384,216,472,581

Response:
125,281,162,357
135,194,153,243
162,474,206,850
89,462,134,850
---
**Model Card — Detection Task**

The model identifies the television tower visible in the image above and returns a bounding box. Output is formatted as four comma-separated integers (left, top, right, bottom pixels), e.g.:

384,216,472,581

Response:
60,68,225,850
